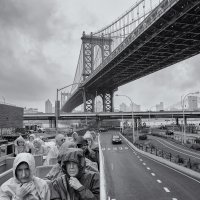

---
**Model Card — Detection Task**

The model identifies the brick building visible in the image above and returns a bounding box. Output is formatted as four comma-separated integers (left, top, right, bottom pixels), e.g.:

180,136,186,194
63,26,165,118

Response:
0,104,23,131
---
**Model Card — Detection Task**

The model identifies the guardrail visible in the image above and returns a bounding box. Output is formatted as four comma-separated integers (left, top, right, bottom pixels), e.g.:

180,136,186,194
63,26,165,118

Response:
99,135,107,200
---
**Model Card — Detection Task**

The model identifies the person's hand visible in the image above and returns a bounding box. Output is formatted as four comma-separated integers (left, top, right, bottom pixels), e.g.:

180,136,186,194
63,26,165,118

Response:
16,183,32,199
69,177,83,190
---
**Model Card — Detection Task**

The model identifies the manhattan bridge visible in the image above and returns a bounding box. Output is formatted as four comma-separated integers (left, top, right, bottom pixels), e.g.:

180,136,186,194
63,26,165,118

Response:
61,0,200,113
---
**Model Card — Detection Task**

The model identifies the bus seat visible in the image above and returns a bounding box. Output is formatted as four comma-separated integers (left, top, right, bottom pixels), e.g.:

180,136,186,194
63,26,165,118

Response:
36,165,53,179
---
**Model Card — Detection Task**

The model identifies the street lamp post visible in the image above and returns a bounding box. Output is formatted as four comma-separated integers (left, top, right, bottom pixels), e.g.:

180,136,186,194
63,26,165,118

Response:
55,83,79,133
116,94,135,143
181,91,200,143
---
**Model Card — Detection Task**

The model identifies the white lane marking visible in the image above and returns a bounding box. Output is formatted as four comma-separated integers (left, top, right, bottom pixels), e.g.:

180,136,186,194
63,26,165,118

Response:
139,152,200,184
147,167,151,170
111,163,114,170
172,198,178,200
143,163,146,165
154,138,200,160
137,156,140,158
163,187,170,192
108,197,110,200
151,173,155,176
125,147,128,150
108,148,111,150
157,180,162,183
139,159,143,161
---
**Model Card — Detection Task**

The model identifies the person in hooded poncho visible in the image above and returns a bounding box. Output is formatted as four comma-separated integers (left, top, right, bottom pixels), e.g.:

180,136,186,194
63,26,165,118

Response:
0,153,50,200
83,131,99,169
44,134,66,166
14,136,29,156
45,140,76,180
26,134,36,154
49,148,99,200
32,138,48,156
75,136,98,172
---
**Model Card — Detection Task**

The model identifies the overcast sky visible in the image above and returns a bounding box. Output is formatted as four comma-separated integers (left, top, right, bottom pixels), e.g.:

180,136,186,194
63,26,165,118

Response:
0,0,200,112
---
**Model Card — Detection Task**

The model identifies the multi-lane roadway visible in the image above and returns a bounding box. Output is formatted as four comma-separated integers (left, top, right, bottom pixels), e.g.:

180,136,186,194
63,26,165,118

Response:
100,131,200,200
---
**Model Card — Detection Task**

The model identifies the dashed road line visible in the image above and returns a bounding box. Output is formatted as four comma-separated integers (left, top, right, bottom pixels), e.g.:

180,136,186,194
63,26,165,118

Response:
108,148,111,150
163,187,170,193
157,180,162,183
172,198,178,200
139,159,143,161
147,167,151,170
151,173,155,176
143,163,146,165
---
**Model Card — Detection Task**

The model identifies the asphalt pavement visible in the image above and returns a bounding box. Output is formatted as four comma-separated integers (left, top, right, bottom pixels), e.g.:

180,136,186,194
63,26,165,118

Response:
100,130,200,200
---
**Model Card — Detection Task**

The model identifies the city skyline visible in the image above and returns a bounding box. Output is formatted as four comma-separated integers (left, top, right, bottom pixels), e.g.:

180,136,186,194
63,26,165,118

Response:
1,0,200,112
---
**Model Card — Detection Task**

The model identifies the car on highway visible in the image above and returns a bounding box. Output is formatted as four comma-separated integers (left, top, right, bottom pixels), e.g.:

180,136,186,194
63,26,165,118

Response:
112,135,122,144
99,127,107,132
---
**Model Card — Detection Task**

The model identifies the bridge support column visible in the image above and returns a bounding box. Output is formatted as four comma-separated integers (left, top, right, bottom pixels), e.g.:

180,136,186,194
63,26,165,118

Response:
49,119,56,128
96,117,102,130
102,90,114,112
176,118,179,125
83,89,95,112
184,116,187,126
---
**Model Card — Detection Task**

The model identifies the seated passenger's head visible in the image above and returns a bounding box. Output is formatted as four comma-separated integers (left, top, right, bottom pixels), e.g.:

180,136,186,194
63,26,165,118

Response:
29,134,36,142
72,132,78,142
61,148,85,178
75,136,88,153
33,138,42,149
83,131,93,147
13,153,35,184
55,134,65,148
15,136,26,147
57,141,76,164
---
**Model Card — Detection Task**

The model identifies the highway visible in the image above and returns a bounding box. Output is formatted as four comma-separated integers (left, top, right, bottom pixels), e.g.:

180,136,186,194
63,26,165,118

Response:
100,131,200,200
148,135,200,163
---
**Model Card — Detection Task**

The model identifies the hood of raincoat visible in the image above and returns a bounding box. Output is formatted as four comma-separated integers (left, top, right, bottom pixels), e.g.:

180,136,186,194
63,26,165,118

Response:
75,136,87,145
83,131,93,141
29,134,36,140
57,140,76,163
33,138,43,148
1,153,51,200
13,153,36,183
61,148,85,179
72,132,78,141
15,135,26,146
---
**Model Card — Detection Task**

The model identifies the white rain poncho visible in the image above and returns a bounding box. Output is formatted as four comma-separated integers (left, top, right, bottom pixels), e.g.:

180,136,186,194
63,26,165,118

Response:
14,136,29,155
0,153,50,200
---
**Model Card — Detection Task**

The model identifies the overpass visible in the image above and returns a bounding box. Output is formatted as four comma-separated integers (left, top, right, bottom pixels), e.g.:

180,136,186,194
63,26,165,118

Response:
24,110,200,122
61,0,200,113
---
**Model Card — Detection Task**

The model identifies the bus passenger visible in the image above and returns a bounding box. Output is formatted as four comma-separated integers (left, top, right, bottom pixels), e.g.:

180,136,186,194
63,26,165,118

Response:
32,138,48,156
0,153,50,200
84,131,99,169
49,148,99,200
76,136,98,172
14,136,29,156
45,140,75,180
45,134,66,165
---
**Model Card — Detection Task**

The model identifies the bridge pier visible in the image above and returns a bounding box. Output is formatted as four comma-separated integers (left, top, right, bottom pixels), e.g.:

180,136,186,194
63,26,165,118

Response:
102,91,114,112
49,119,56,128
176,117,179,125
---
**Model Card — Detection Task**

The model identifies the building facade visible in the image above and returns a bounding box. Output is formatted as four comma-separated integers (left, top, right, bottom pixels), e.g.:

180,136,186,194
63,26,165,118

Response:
188,96,198,111
45,99,52,113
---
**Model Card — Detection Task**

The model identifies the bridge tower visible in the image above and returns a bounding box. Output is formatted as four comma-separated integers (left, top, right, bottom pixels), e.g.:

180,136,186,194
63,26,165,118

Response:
81,32,113,112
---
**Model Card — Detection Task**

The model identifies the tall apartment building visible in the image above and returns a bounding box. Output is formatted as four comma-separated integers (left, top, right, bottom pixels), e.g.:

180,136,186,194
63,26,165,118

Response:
156,102,164,111
188,96,198,111
45,99,52,113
